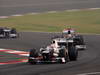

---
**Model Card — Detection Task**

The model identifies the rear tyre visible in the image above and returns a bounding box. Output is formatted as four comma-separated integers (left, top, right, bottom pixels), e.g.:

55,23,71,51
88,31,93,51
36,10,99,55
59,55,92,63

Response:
75,35,85,45
11,28,16,33
11,28,18,38
68,45,78,61
74,35,86,50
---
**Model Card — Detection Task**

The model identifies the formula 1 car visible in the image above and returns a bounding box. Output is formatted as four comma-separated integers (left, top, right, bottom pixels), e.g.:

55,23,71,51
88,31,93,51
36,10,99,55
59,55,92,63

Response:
62,28,86,50
52,28,86,50
28,38,78,64
0,27,18,38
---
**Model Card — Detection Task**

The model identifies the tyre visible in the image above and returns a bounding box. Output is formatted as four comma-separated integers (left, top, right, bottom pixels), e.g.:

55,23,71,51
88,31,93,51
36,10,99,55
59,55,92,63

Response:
68,45,78,61
10,28,18,38
29,48,38,57
0,28,4,35
5,32,9,38
75,35,85,45
28,59,37,64
59,48,66,57
74,35,86,50
59,48,68,63
11,28,17,34
28,49,38,64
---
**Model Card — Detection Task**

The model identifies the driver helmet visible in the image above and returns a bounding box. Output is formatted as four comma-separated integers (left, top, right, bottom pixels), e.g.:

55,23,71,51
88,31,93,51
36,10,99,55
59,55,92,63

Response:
62,28,75,38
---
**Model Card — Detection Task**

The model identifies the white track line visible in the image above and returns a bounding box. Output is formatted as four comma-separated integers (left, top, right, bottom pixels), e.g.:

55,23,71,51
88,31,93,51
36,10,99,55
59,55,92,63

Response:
66,9,81,12
11,14,23,17
77,72,100,75
0,8,100,35
30,13,40,15
46,11,58,13
0,8,100,19
0,16,9,19
89,8,100,10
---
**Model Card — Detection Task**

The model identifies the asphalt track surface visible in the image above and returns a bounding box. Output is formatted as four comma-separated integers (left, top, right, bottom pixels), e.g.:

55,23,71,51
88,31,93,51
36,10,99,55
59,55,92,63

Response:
0,0,100,75
0,0,100,16
0,32,100,75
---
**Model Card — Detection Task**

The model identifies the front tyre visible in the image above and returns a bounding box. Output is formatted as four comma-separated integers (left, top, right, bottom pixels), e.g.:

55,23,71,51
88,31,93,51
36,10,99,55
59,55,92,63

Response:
59,48,68,63
28,48,38,64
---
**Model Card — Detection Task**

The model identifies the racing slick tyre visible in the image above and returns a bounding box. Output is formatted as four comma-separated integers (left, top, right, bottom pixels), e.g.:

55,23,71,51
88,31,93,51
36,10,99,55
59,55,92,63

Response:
5,32,9,38
74,35,85,45
10,28,18,38
68,45,78,61
59,48,68,63
28,59,37,64
42,50,54,61
29,48,38,57
74,35,86,50
28,49,38,64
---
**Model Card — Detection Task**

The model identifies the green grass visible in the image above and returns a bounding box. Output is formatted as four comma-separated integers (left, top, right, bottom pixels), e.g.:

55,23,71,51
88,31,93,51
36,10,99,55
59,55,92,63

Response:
0,9,100,33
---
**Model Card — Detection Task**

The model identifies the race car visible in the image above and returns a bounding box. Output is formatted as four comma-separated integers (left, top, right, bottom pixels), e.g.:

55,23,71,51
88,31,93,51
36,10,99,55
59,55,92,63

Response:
28,38,78,64
0,27,19,38
62,28,86,50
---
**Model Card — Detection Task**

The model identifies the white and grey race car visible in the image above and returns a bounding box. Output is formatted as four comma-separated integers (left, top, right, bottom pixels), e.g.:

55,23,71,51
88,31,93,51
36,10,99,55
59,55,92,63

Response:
28,38,78,64
53,28,86,50
0,27,19,38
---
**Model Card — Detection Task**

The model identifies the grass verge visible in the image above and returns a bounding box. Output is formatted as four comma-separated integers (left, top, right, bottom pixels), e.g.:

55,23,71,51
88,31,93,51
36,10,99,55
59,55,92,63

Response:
0,9,100,33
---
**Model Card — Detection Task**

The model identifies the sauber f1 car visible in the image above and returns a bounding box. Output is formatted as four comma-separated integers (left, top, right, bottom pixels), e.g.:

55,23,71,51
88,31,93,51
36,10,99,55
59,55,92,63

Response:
0,27,18,38
53,28,86,50
62,28,86,50
28,38,78,64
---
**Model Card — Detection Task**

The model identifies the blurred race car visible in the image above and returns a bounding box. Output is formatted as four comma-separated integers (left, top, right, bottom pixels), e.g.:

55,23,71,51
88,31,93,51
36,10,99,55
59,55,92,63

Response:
62,28,86,50
28,38,78,64
0,27,18,38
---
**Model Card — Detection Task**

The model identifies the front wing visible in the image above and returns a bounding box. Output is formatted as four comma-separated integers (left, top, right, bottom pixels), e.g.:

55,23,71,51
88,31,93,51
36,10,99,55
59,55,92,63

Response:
28,57,66,64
